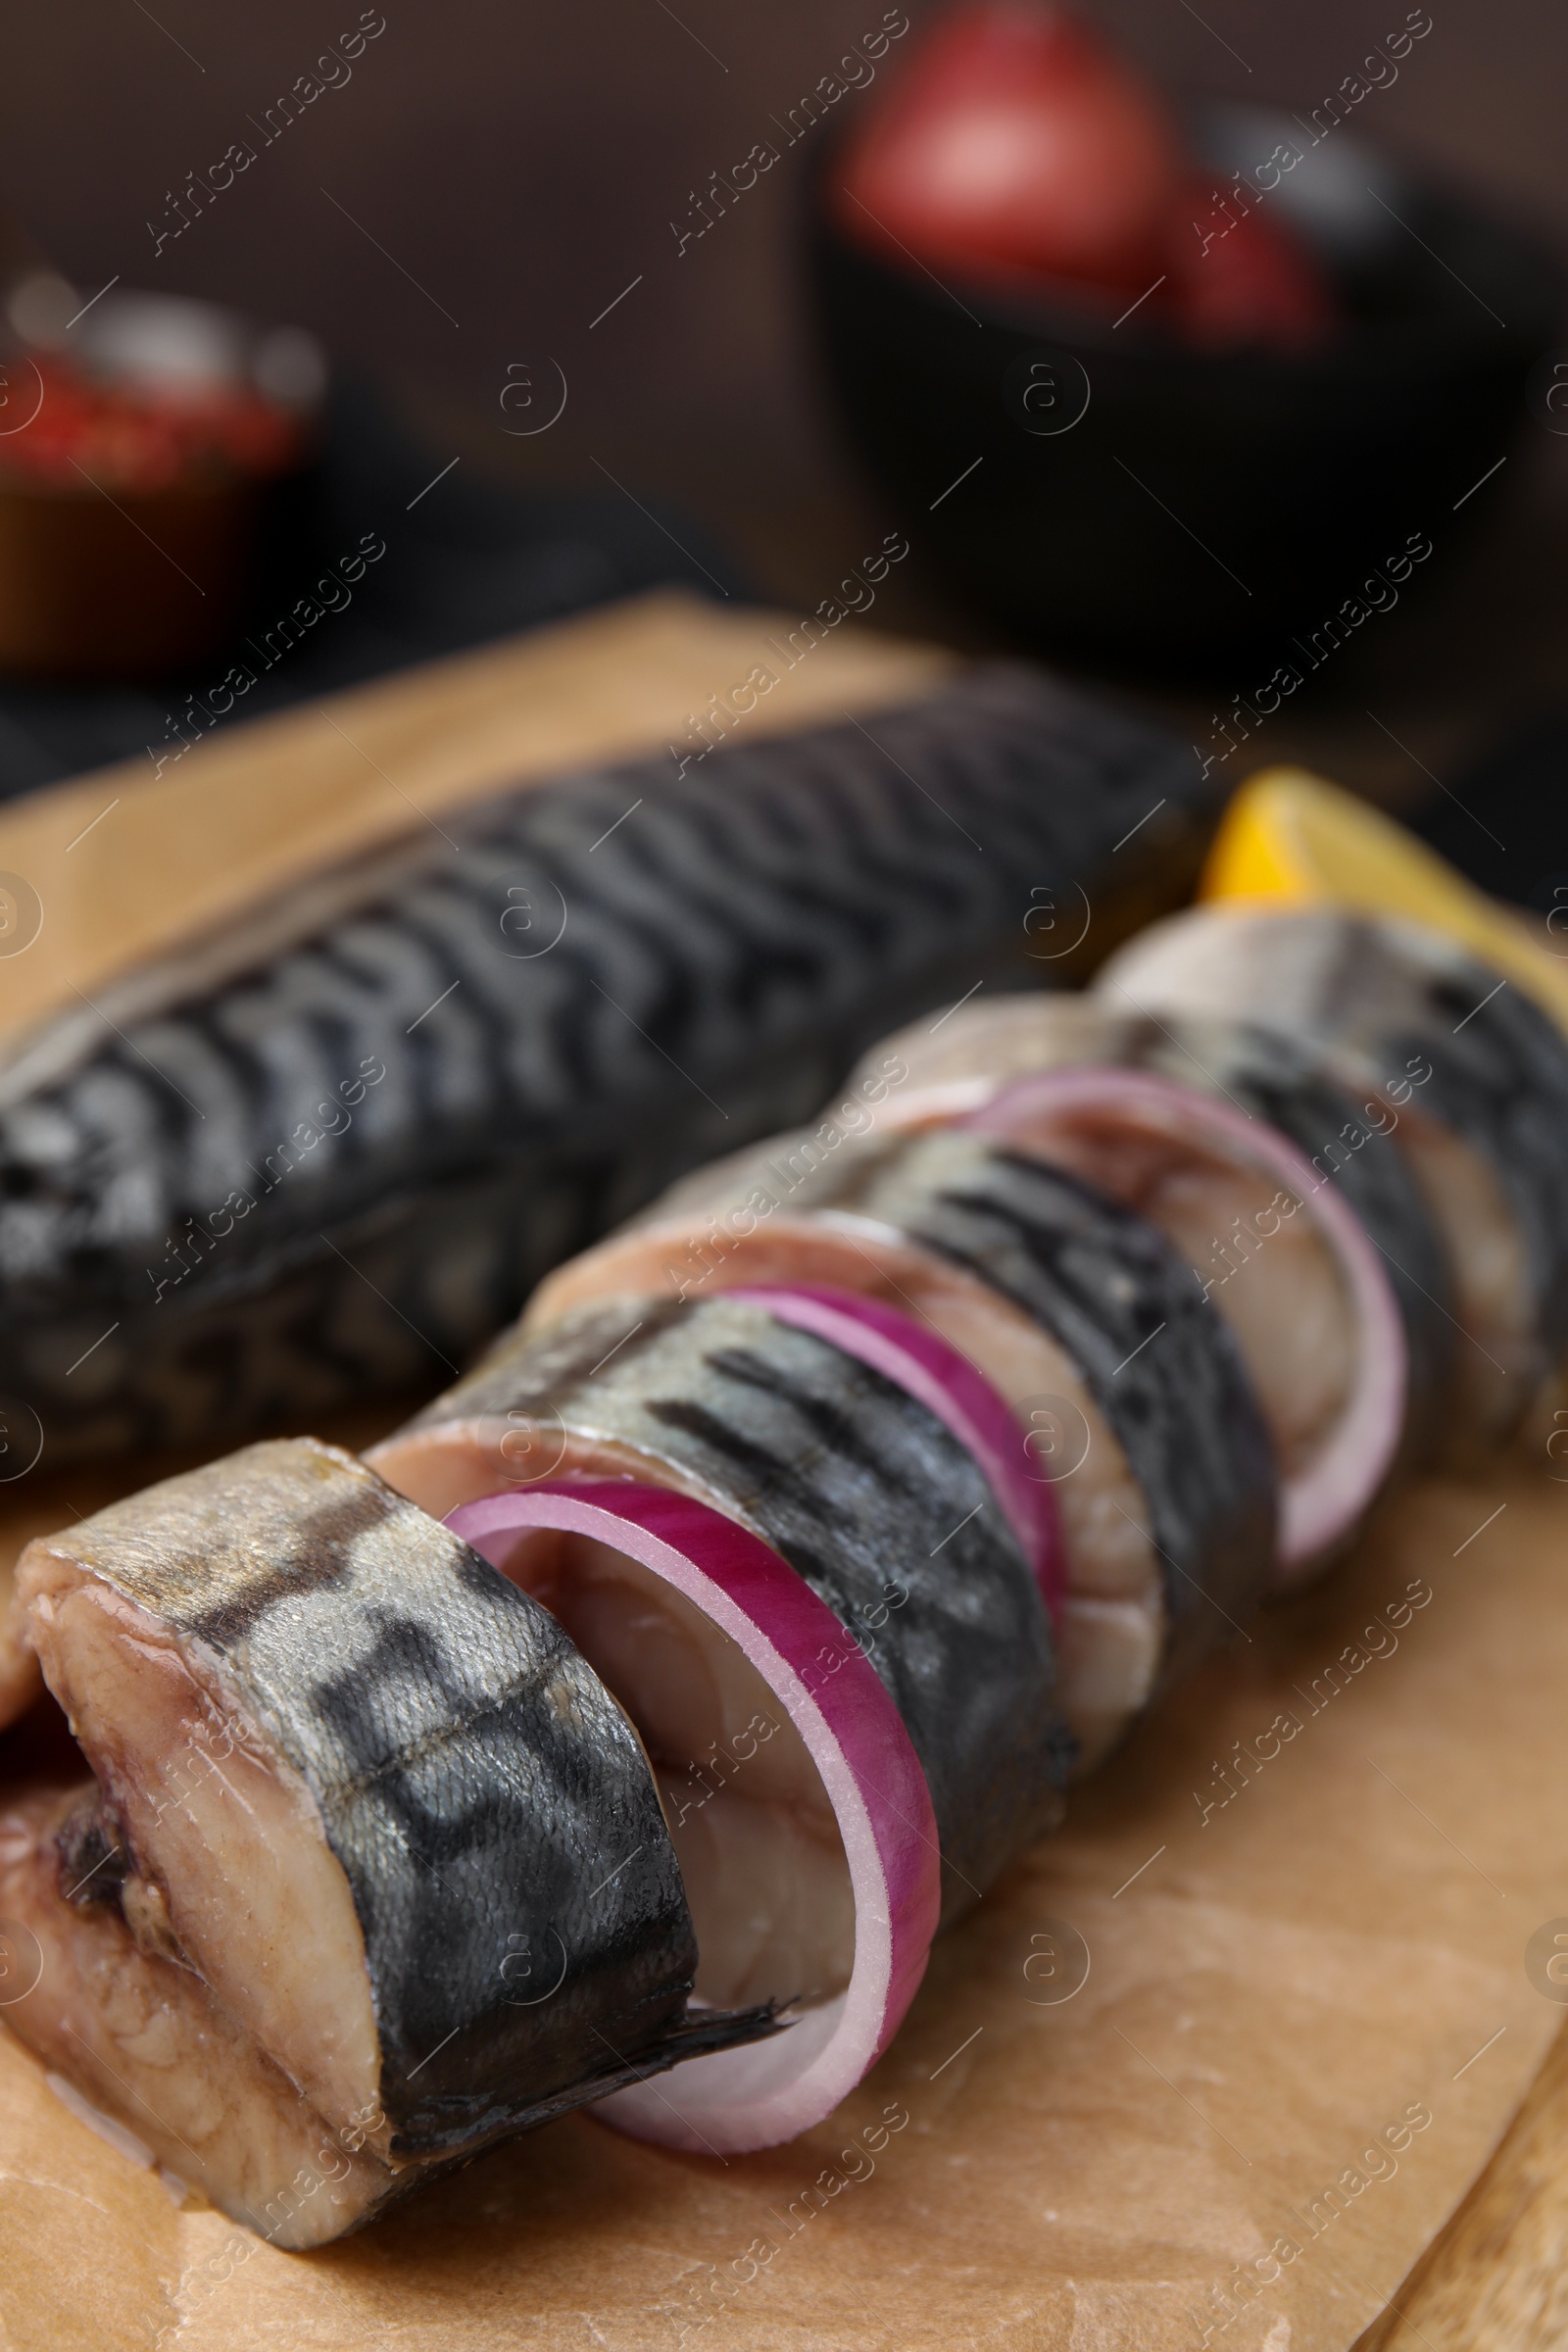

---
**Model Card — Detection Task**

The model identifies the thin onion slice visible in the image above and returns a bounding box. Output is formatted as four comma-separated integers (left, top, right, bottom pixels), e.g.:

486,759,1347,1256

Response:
963,1065,1408,1583
723,1282,1064,1622
446,1480,942,2154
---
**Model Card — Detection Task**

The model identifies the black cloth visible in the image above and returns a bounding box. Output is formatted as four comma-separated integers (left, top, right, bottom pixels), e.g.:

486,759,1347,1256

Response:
0,380,744,801
1409,710,1568,918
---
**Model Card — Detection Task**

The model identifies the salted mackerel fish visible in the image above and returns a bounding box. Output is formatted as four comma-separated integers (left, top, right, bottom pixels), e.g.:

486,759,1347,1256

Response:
7,900,1552,2248
1100,905,1568,1451
0,663,1211,1469
1,1440,779,2246
3,1305,1068,2234
848,987,1456,1464
840,990,1443,1572
397,1129,1278,1773
370,1290,1073,1923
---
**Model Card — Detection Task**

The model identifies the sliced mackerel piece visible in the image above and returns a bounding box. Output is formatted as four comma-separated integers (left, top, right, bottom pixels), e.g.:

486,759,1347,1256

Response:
850,991,1457,1462
1132,1010,1455,1464
6,1439,767,2242
0,664,1213,1472
593,1125,1277,1690
787,1128,1278,1694
389,1295,1071,1918
1100,906,1568,1415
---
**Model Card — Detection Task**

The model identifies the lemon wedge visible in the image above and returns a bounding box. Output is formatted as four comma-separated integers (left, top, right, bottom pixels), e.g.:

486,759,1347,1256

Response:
1200,766,1568,1035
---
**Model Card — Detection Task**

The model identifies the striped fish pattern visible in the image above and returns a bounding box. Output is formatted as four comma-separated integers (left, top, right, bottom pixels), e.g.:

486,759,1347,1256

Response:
11,1440,771,2236
769,1127,1278,1694
397,1294,1072,1917
1113,1010,1458,1461
854,996,1458,1461
0,665,1210,1465
1101,908,1568,1386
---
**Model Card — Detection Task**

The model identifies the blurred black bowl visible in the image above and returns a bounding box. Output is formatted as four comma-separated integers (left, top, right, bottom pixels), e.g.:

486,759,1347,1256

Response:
809,103,1563,675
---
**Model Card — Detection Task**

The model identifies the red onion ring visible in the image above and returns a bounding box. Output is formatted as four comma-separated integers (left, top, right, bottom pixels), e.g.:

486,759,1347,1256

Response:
723,1282,1064,1623
446,1480,942,2153
961,1065,1408,1584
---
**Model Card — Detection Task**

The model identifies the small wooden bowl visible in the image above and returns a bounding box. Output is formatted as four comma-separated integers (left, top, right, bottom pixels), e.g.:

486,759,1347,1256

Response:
0,467,266,679
0,287,322,681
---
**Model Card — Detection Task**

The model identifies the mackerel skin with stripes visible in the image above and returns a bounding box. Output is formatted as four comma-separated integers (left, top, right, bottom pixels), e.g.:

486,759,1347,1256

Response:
838,1133,1277,1690
619,1127,1276,1697
375,1295,1072,1917
1100,906,1568,1440
5,1440,769,2242
851,991,1457,1464
0,666,1211,1467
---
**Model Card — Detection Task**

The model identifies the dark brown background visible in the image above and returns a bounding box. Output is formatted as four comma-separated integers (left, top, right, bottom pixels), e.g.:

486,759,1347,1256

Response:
5,1,1567,786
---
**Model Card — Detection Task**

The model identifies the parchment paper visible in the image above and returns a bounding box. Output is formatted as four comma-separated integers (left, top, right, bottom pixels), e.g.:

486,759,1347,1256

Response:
2,1460,1563,2351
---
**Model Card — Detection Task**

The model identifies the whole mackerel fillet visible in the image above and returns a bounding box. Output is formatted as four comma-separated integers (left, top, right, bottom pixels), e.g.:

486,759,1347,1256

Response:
0,664,1209,1463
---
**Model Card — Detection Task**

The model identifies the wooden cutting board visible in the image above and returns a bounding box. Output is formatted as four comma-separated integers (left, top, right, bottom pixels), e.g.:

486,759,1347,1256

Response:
0,597,1560,2349
1353,2012,1568,2348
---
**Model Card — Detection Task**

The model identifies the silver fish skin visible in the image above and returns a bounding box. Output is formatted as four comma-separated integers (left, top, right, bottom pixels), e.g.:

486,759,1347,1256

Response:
0,667,1210,1465
386,1294,1072,1921
508,1116,1276,1751
6,1439,771,2241
828,1132,1279,1694
1099,906,1568,1410
633,1126,1277,1698
848,991,1457,1466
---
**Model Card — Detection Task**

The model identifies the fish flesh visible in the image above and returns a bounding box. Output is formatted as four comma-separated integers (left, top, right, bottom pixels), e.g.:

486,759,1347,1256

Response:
0,664,1211,1469
515,1159,1156,1769
450,1497,866,2020
370,1292,1071,1919
1100,906,1568,1450
847,990,1456,1470
805,1132,1276,1682
949,1069,1406,1583
967,1088,1357,1492
442,1475,943,2159
488,1129,1277,1769
0,1440,775,2244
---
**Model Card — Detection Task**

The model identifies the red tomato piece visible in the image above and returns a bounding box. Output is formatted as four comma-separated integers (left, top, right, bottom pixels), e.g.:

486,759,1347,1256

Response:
0,351,304,490
836,2,1187,295
1166,175,1335,348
